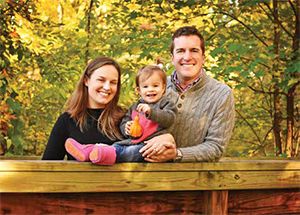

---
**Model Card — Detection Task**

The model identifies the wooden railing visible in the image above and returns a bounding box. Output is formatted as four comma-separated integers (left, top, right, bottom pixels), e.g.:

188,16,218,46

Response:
0,159,299,214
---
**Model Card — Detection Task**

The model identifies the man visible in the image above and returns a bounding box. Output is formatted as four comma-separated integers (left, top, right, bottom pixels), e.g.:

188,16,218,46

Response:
140,26,235,162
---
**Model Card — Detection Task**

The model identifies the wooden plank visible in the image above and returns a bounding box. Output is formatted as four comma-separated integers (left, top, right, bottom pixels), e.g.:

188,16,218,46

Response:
0,160,300,171
0,170,299,193
228,189,300,214
0,160,299,214
0,191,205,214
1,189,299,214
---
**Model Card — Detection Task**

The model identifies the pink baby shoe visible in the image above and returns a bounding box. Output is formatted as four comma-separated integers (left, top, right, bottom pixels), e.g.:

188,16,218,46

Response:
65,138,94,162
89,144,116,165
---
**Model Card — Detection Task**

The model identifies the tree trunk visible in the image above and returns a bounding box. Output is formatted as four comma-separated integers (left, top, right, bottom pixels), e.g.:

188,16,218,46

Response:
272,0,282,156
58,1,64,29
85,0,93,64
273,89,282,155
286,0,300,157
286,87,295,157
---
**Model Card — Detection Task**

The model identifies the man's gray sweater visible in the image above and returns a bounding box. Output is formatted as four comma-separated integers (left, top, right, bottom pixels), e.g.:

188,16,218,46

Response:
167,70,235,162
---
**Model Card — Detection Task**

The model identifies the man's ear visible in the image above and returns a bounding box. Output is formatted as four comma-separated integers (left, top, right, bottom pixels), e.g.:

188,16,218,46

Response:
171,53,174,65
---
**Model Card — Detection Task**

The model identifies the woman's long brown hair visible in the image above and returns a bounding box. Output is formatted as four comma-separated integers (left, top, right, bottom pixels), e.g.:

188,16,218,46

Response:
65,56,124,140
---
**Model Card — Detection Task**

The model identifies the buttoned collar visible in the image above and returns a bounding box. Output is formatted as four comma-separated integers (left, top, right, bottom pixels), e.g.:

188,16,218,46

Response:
171,69,205,93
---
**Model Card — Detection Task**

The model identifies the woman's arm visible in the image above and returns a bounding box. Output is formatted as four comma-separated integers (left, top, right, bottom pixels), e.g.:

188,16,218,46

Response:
119,104,136,138
42,113,69,160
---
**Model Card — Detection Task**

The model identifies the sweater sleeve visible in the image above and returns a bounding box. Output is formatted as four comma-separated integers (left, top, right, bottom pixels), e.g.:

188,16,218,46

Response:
180,89,235,162
150,97,177,129
42,113,69,160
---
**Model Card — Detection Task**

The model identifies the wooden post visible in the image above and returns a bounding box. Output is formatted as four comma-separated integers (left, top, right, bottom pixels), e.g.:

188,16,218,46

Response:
203,190,228,215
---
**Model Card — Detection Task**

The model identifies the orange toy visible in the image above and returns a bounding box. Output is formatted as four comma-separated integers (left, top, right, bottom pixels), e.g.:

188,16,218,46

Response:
130,115,143,138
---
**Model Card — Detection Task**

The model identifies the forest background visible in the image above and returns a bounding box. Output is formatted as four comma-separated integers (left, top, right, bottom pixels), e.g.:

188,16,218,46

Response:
0,0,299,158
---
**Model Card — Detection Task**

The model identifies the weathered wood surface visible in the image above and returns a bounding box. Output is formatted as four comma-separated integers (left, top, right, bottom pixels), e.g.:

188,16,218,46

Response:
0,159,299,214
0,160,299,192
1,190,299,215
203,190,228,215
1,192,205,214
228,189,300,214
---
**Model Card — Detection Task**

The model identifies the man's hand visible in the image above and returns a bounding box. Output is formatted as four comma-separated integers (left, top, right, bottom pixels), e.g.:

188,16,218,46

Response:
139,133,177,162
144,146,176,162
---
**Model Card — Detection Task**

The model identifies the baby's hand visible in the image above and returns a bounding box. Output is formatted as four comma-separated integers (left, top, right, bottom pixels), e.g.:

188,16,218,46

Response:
136,104,151,116
125,121,133,135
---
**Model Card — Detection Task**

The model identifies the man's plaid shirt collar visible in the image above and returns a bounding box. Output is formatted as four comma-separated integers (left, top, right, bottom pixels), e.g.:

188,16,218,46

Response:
171,69,203,92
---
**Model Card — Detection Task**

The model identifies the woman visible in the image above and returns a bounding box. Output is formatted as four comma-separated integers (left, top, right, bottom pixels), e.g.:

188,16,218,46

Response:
64,65,176,165
42,56,124,160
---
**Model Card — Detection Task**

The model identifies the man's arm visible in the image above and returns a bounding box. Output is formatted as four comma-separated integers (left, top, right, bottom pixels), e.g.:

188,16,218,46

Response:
140,90,235,162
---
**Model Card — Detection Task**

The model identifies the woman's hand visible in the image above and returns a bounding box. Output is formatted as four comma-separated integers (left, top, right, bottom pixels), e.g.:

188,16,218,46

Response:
139,133,177,162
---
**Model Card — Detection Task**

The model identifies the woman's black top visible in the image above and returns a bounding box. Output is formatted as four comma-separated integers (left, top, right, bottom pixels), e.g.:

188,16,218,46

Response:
42,109,115,160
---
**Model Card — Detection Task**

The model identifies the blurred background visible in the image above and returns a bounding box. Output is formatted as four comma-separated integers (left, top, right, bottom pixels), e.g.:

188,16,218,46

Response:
0,0,299,158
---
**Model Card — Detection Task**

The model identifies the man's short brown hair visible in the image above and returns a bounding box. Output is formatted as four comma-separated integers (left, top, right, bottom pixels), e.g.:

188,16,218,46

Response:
170,26,205,55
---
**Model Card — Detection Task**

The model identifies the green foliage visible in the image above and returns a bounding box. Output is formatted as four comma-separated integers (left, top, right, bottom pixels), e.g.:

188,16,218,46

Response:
0,0,299,158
